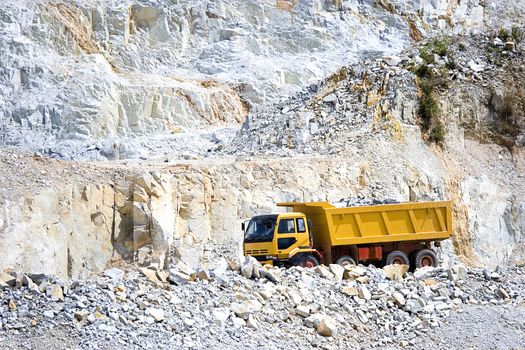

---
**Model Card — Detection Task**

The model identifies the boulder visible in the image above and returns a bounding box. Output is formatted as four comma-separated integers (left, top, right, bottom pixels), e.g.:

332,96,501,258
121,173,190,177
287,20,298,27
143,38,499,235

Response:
413,266,435,279
240,256,262,279
393,292,406,306
0,272,16,287
46,284,64,302
384,55,402,66
228,260,240,272
344,265,367,279
139,267,160,284
295,305,310,318
168,269,192,286
316,317,337,337
341,287,358,296
230,300,263,319
146,307,165,322
102,268,125,280
263,268,281,283
383,264,408,280
156,270,169,283
356,309,368,323
404,299,423,313
212,308,230,328
287,290,303,305
247,314,258,329
241,264,253,279
197,269,211,280
315,265,333,278
358,285,371,300
329,264,345,282
74,310,90,322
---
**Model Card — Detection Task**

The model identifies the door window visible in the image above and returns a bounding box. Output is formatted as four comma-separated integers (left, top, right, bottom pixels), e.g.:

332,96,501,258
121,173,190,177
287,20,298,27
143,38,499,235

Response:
278,219,295,233
296,218,306,232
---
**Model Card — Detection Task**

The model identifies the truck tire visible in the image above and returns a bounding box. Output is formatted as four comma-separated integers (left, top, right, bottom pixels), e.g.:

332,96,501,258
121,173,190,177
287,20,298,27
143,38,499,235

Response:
296,254,320,268
413,249,437,268
335,255,356,267
384,250,409,265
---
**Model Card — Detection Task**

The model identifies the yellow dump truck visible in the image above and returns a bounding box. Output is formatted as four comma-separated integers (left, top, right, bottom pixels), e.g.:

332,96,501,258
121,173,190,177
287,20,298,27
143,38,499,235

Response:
243,201,452,269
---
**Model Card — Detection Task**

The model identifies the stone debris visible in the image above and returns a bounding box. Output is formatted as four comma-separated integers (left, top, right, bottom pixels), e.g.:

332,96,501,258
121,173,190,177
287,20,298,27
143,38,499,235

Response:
383,264,409,280
0,262,521,348
0,1,524,348
316,316,338,337
145,308,165,322
358,285,372,300
295,305,311,318
102,268,125,281
139,267,159,283
46,284,64,302
329,264,345,282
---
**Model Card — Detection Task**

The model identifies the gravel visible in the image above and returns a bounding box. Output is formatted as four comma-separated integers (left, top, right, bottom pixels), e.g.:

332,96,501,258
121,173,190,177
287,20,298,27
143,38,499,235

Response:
1,260,525,349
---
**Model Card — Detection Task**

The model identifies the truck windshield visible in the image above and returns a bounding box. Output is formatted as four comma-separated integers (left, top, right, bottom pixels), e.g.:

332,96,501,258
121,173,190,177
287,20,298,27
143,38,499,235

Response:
244,215,278,243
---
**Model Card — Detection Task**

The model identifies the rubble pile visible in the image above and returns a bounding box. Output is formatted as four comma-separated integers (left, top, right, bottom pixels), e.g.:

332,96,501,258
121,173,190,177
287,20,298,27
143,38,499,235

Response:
227,33,525,157
1,259,524,349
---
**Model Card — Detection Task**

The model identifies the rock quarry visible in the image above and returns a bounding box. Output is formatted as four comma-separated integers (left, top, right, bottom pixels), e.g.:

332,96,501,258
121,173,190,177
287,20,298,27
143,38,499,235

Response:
0,0,525,348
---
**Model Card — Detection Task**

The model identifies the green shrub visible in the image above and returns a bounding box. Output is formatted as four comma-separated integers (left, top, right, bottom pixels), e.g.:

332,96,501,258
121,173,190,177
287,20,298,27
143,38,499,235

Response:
511,25,523,43
458,43,466,51
419,47,435,64
430,121,446,142
414,63,432,79
498,28,510,41
501,90,515,121
433,37,449,57
445,56,458,70
419,91,440,128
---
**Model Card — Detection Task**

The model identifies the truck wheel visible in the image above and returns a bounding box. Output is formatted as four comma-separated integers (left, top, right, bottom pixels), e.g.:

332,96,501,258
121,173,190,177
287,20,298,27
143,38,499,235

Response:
413,249,437,268
297,254,320,268
335,255,356,267
384,250,409,265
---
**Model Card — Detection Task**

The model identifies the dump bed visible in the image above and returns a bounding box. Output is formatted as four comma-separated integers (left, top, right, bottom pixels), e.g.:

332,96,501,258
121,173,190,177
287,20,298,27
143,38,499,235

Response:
278,201,452,247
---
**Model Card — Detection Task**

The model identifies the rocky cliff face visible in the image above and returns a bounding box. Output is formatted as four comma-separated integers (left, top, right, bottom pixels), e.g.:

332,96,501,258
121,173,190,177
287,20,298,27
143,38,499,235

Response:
1,0,525,278
3,0,513,160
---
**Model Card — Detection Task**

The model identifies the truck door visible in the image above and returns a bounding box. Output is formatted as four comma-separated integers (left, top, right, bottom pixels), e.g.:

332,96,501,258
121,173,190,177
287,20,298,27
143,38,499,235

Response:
275,216,310,258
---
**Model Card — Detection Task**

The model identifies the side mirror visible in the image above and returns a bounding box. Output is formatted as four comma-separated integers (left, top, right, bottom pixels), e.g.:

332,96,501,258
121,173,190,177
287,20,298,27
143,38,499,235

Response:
241,222,246,232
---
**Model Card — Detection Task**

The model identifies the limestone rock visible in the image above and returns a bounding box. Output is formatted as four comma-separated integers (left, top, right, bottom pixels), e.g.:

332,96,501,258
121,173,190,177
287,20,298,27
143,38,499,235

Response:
315,265,333,279
103,268,125,280
168,269,192,286
146,308,165,322
295,305,310,318
247,314,258,329
74,310,90,322
316,317,337,337
405,299,423,313
263,269,281,283
329,264,345,282
344,266,367,280
342,287,359,296
197,269,211,281
358,285,371,300
393,292,406,306
139,268,160,284
0,272,15,287
383,264,409,280
414,266,435,280
46,284,64,302
241,257,261,279
212,308,230,328
230,300,263,319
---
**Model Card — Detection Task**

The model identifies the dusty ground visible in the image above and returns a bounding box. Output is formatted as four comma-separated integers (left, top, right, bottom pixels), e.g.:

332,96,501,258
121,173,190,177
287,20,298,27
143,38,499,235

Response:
2,296,525,350
420,304,525,350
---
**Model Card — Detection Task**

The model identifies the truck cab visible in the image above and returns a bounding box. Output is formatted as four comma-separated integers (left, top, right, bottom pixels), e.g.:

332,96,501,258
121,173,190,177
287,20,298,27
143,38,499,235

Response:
243,212,319,267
